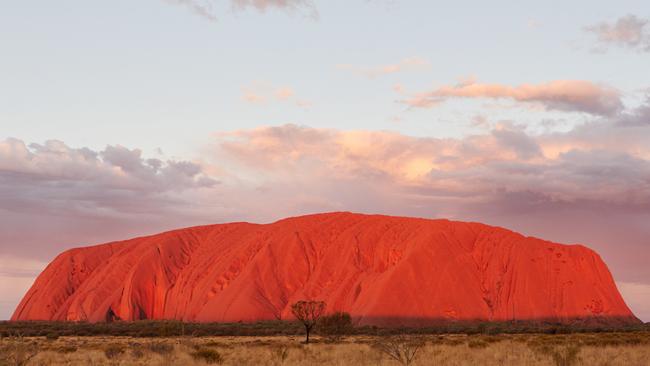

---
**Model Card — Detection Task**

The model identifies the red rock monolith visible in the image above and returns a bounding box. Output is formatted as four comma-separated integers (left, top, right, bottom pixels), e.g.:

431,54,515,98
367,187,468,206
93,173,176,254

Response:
12,212,639,326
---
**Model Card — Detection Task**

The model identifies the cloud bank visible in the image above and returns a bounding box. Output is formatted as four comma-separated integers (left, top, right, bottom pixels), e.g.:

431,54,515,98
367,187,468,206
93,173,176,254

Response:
215,120,650,212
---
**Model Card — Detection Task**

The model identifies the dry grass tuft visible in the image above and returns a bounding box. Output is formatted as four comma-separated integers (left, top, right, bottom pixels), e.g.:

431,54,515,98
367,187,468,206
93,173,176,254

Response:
103,343,126,359
191,347,224,364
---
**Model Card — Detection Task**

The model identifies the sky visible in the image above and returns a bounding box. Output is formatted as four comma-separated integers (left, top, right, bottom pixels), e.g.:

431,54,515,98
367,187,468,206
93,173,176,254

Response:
1,0,649,321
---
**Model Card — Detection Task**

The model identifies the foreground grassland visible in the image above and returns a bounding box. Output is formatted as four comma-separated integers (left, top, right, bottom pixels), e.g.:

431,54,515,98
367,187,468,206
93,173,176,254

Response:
2,332,650,366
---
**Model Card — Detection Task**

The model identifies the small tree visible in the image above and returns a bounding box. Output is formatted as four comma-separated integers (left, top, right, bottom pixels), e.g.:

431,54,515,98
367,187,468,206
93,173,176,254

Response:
291,300,326,344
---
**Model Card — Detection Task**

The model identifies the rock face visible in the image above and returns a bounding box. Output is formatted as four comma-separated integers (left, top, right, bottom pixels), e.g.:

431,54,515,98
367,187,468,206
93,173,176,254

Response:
12,212,639,326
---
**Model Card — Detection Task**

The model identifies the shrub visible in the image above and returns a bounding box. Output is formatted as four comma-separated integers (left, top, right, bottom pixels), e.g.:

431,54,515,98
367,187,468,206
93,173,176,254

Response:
148,342,174,355
319,312,353,342
157,321,183,337
103,343,126,359
131,348,145,359
191,347,224,364
467,339,489,348
45,332,60,341
373,335,424,366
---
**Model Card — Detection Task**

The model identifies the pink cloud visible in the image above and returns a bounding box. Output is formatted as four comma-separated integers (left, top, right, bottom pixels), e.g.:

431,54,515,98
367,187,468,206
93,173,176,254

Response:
586,15,650,52
403,79,623,116
242,89,266,103
241,82,309,107
232,0,314,11
274,87,295,100
338,57,430,78
231,0,318,18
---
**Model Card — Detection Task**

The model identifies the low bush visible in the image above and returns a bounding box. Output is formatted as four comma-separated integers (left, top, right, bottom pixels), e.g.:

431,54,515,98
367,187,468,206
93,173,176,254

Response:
103,343,126,359
148,342,174,355
318,312,353,342
191,347,224,364
0,319,648,338
131,348,145,359
467,339,489,348
373,335,424,366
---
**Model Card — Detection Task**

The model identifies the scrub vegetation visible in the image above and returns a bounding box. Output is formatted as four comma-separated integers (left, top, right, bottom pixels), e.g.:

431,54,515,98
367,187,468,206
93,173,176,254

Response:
1,321,649,366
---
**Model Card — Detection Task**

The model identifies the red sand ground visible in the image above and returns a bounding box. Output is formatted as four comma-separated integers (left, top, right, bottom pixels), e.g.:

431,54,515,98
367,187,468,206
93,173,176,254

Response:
12,212,639,326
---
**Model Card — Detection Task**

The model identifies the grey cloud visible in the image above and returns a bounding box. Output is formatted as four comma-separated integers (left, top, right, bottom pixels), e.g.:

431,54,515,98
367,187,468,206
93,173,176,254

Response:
491,128,542,160
101,145,149,173
615,99,650,126
0,139,217,218
232,0,316,13
163,0,317,21
163,0,218,22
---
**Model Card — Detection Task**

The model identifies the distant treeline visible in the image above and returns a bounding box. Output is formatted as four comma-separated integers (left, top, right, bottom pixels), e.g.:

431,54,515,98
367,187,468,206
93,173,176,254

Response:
1,319,648,338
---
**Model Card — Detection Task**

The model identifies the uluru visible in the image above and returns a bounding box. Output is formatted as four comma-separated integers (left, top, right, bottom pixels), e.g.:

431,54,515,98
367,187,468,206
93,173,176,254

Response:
12,212,639,326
